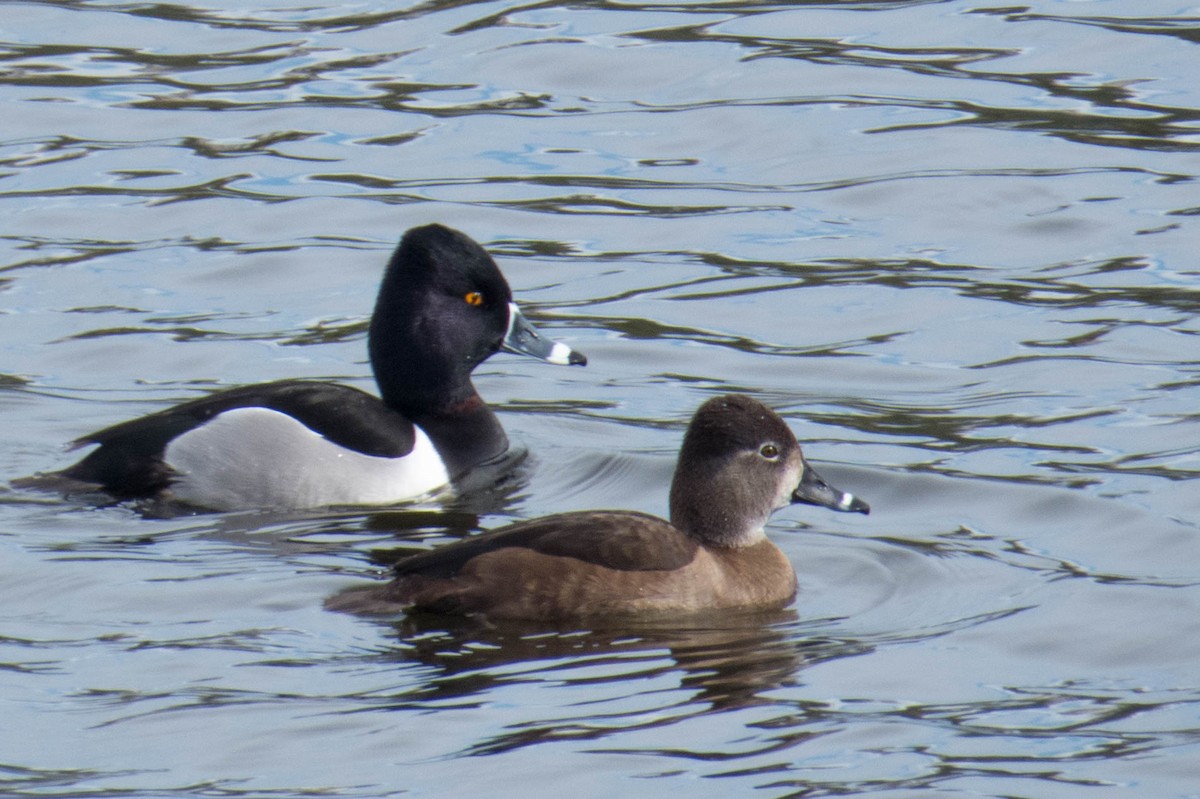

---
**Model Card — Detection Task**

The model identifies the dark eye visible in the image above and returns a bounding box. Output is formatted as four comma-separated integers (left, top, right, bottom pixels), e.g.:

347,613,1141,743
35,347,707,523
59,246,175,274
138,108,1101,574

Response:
759,444,779,460
464,291,484,307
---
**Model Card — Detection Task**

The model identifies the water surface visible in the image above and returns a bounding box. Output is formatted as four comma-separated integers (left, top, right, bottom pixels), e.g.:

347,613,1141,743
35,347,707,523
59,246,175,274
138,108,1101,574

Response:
2,0,1199,796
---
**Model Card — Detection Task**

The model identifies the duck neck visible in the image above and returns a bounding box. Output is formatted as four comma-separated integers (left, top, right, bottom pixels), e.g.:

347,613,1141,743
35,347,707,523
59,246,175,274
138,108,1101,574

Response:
668,472,769,550
406,394,509,478
373,358,476,418
372,372,507,481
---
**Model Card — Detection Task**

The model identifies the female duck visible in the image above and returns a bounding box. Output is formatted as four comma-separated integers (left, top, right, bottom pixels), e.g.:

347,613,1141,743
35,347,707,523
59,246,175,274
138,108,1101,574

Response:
53,224,586,510
330,394,869,619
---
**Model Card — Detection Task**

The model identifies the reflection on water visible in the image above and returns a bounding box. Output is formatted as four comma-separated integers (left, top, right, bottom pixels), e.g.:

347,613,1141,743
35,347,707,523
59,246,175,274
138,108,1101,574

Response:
383,610,817,709
3,0,1200,796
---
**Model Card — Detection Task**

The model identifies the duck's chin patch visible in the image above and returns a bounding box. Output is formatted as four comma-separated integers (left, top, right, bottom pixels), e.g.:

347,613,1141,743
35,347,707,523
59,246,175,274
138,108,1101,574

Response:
721,524,770,549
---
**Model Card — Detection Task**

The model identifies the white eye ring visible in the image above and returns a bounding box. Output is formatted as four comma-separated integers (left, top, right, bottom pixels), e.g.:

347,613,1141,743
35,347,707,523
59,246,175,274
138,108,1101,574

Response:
759,443,780,460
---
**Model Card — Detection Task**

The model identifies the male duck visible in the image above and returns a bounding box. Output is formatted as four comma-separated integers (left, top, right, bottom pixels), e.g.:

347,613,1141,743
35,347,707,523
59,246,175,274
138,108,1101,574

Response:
329,394,868,619
54,224,586,510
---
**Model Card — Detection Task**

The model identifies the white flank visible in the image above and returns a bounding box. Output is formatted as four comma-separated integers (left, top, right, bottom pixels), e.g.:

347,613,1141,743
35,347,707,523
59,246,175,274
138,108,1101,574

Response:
163,407,451,510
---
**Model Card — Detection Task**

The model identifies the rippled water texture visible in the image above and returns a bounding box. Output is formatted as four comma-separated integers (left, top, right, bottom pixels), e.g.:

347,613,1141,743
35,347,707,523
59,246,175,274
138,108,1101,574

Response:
2,1,1199,796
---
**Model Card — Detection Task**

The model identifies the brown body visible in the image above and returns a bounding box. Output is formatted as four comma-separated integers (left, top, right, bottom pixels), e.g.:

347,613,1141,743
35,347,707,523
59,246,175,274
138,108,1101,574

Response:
328,395,867,621
376,511,798,620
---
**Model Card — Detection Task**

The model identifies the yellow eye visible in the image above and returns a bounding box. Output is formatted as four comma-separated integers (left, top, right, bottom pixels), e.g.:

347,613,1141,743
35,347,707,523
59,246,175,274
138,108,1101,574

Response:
464,291,484,307
759,444,779,460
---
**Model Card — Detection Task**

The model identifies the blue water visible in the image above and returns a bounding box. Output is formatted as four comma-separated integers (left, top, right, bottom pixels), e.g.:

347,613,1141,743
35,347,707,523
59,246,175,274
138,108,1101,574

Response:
2,1,1199,796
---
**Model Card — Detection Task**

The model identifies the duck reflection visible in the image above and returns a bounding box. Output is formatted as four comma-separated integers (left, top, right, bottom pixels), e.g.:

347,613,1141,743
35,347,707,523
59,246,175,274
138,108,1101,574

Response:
357,608,869,743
